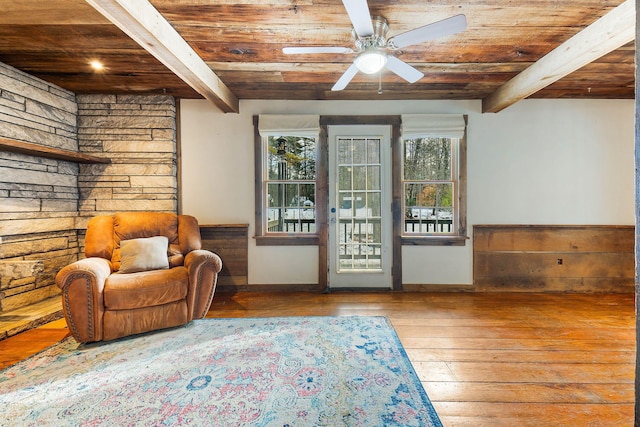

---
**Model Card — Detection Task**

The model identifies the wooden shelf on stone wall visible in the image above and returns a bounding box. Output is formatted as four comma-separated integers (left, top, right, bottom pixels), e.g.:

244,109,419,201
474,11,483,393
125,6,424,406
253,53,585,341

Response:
0,137,110,164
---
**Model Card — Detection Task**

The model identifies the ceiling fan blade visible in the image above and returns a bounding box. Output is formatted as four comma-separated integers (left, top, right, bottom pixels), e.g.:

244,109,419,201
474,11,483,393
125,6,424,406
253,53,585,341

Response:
332,64,359,91
342,0,374,37
283,46,354,54
389,14,467,49
385,56,424,83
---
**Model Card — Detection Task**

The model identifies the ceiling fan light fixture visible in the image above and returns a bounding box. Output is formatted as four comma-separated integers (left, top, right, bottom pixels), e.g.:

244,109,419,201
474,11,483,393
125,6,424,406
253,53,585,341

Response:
354,50,387,74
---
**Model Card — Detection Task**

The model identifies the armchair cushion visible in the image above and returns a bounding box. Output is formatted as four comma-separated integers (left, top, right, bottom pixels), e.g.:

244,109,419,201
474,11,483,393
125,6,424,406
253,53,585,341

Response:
111,212,178,270
105,267,189,310
119,236,169,274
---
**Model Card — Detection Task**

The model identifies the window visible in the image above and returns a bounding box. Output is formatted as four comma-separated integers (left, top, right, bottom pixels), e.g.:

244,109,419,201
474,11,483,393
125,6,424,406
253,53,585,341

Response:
265,135,316,233
400,114,467,245
254,115,320,245
403,137,455,234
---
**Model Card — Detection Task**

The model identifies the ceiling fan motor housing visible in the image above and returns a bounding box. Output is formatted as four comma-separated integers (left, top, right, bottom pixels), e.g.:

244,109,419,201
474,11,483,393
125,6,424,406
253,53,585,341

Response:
353,16,389,51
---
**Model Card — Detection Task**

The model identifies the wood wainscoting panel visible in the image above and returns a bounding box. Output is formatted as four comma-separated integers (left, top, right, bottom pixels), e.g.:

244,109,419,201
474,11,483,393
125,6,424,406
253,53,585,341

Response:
199,224,248,287
473,225,634,292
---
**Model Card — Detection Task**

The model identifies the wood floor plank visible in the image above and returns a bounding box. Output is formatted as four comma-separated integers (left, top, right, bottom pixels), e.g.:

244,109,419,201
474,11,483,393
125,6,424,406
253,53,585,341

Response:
435,402,633,427
399,336,635,351
395,325,632,341
0,327,69,370
424,382,634,404
1,291,635,426
418,361,635,384
406,348,634,364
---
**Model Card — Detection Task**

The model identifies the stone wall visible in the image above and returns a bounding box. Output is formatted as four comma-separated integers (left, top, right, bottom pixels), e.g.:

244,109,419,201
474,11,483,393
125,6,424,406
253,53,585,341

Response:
0,63,179,315
0,62,79,312
76,94,178,226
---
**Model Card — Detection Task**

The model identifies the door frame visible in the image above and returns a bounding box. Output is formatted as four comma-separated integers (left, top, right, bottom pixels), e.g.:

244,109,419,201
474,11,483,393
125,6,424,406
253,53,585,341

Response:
318,116,402,292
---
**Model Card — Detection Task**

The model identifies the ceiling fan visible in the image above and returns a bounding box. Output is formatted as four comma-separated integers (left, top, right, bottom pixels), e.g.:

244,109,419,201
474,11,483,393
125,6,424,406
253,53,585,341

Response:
283,0,467,91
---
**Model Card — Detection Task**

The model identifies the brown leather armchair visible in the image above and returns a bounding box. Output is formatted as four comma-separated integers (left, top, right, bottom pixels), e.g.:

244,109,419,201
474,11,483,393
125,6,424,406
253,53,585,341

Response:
56,212,222,343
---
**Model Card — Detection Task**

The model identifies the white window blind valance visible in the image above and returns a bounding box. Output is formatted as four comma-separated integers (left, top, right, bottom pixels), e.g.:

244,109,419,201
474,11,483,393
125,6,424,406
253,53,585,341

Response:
401,114,466,139
258,115,320,138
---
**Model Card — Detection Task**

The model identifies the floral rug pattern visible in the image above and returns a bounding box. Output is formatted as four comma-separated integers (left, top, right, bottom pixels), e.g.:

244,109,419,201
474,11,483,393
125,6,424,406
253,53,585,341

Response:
0,316,442,426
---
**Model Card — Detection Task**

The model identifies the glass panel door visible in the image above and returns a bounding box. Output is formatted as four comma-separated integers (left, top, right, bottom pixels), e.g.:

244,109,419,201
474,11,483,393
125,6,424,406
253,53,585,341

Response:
328,125,391,288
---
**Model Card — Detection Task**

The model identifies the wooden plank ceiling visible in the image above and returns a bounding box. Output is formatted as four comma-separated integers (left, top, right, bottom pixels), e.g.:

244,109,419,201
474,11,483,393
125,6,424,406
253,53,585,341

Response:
0,0,634,108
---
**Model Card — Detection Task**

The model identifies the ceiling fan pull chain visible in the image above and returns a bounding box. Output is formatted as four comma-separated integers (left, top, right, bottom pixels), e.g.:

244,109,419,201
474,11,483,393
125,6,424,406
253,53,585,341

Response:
378,70,383,94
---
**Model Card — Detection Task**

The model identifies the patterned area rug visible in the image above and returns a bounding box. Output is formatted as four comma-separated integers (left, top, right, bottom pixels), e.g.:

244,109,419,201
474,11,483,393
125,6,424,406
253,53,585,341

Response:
0,316,442,426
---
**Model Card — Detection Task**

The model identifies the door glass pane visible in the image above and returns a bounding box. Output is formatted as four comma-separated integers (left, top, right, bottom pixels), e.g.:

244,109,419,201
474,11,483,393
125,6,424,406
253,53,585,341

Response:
367,139,380,163
339,192,354,218
367,165,380,190
368,192,381,217
338,166,351,190
352,166,366,190
336,137,382,272
353,139,366,164
338,139,351,164
353,192,367,218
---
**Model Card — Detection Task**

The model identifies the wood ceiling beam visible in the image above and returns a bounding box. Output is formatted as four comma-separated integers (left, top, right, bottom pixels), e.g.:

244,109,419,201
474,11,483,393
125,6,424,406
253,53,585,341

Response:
207,61,532,74
86,0,239,113
482,0,635,113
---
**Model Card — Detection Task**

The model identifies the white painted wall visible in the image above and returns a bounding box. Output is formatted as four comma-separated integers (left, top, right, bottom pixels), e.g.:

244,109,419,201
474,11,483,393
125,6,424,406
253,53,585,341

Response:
180,98,634,286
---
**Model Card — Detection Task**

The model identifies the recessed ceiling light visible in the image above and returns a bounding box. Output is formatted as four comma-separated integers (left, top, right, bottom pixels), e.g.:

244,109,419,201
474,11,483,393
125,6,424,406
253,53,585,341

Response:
90,60,104,71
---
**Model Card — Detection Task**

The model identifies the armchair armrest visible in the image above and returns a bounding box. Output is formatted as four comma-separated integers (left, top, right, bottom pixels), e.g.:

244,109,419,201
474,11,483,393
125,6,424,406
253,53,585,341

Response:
55,257,112,343
184,250,223,320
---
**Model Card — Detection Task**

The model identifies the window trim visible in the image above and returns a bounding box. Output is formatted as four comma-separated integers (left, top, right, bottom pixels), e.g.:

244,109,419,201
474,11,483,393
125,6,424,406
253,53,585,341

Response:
254,116,319,246
254,114,468,250
399,115,468,246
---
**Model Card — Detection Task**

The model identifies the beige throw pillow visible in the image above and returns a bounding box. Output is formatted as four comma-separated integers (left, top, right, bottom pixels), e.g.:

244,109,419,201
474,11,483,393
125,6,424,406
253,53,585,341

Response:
119,236,169,273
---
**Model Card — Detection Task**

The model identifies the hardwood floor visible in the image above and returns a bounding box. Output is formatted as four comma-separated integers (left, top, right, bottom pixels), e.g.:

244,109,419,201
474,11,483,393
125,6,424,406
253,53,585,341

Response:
0,292,635,426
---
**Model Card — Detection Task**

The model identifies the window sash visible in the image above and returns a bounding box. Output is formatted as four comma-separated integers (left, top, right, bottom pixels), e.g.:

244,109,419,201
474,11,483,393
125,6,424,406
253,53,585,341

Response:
262,136,317,236
264,180,316,234
401,136,458,236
